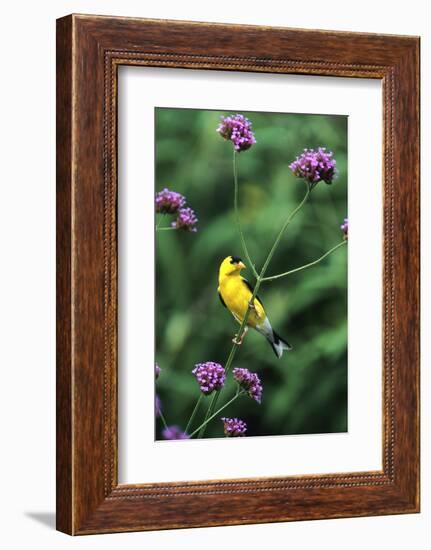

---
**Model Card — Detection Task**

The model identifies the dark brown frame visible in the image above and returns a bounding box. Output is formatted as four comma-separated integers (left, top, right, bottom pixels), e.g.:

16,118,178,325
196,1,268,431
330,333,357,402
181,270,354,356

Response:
56,14,420,535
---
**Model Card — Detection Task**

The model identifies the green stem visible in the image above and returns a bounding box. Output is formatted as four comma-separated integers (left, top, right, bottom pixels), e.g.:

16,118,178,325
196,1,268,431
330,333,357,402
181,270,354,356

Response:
158,410,169,430
262,240,347,282
258,182,310,280
156,215,163,230
185,394,203,434
233,151,259,279
156,226,176,231
199,182,311,438
197,395,213,437
191,391,242,438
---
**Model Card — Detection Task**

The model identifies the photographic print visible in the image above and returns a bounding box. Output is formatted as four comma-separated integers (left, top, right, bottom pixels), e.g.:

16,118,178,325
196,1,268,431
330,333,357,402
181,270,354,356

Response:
155,107,348,441
56,16,420,532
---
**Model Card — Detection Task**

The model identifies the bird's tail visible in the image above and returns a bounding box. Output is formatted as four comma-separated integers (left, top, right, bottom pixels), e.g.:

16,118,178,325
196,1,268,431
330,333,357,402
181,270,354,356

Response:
268,330,292,359
256,318,292,359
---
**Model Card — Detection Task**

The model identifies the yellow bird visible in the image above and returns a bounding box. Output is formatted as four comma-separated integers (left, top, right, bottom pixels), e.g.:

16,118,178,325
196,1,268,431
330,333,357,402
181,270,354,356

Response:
218,255,292,358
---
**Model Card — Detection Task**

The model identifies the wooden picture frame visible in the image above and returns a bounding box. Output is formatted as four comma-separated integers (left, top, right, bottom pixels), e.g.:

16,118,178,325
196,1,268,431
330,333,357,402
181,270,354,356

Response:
56,14,420,535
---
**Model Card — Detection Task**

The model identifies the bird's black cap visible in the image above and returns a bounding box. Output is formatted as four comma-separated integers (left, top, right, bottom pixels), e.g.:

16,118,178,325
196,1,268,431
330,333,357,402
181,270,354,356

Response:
230,256,243,264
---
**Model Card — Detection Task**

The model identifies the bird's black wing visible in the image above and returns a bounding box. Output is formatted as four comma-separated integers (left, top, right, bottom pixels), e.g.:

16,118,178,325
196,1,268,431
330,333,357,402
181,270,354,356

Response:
218,289,227,309
242,278,264,309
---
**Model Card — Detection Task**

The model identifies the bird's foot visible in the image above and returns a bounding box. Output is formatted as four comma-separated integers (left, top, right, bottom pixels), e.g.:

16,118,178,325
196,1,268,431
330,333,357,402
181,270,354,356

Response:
233,327,248,345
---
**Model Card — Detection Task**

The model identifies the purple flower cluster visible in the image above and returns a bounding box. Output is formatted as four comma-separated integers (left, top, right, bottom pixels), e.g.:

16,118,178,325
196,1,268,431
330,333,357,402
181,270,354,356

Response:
162,426,189,440
155,363,161,380
171,206,198,232
192,362,226,395
289,147,337,186
221,417,247,437
232,367,263,403
155,188,186,214
217,114,256,153
155,187,198,232
340,217,348,239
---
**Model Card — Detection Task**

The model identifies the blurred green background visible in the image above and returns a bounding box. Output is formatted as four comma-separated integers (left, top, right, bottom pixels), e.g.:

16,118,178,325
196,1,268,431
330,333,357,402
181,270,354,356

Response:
155,108,348,439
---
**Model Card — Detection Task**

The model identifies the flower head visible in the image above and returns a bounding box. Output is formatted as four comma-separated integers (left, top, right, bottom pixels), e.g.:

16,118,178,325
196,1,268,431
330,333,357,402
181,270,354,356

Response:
192,362,226,395
232,367,263,403
162,426,189,440
155,394,162,418
289,147,337,186
155,188,186,214
222,417,247,437
172,207,198,232
217,114,256,153
155,363,161,380
340,218,348,239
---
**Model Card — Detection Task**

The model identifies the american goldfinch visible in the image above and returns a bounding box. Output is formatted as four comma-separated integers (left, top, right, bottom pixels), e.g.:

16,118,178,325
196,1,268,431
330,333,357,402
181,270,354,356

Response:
218,255,292,358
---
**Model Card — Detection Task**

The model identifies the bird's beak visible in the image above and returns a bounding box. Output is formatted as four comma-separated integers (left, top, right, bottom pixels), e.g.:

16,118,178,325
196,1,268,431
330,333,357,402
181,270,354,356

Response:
238,261,246,270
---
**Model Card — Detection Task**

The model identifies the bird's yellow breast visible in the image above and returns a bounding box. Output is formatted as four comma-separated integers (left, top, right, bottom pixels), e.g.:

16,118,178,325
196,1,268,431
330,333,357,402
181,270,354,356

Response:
218,275,265,328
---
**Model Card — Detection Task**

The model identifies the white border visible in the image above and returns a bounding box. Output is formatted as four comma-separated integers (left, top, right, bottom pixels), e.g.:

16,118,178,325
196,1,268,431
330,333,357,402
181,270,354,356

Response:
118,67,382,484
